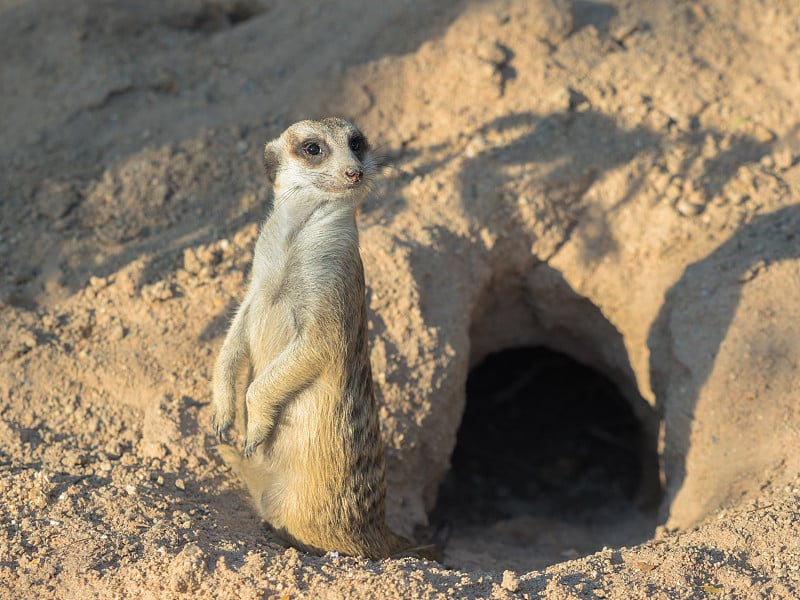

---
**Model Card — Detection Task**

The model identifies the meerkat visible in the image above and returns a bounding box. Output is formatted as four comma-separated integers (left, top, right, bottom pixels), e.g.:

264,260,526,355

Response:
211,118,417,560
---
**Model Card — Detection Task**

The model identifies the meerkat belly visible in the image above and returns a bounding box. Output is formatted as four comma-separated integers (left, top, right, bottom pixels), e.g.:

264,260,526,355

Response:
246,294,294,375
258,380,345,523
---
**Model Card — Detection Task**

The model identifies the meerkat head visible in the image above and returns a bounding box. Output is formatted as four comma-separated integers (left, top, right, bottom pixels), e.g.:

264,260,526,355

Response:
263,118,377,203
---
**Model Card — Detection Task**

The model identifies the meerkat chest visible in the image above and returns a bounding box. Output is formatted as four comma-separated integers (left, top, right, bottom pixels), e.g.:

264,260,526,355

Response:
246,204,357,364
251,230,288,290
260,203,358,279
251,204,312,287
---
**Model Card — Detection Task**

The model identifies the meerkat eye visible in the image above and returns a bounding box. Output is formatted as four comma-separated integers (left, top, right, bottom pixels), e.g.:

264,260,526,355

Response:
304,142,322,156
349,137,363,153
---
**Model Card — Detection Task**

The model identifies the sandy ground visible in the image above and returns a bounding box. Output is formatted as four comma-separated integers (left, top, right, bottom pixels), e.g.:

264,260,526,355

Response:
1,0,800,598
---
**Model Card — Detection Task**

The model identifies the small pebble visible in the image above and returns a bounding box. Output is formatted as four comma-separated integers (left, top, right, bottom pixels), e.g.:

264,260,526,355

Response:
676,198,703,217
502,570,520,592
774,148,794,170
611,20,643,44
105,442,123,459
550,86,572,113
474,39,506,66
88,276,107,289
109,323,126,341
664,182,682,202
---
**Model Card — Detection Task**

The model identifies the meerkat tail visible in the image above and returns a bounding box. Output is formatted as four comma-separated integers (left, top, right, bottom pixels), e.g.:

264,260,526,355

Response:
388,530,443,562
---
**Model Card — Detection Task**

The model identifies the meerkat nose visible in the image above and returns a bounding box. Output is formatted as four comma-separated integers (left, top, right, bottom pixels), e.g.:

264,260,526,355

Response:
344,166,363,183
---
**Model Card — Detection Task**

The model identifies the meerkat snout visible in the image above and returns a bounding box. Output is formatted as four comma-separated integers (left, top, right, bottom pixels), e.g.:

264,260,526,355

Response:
344,165,363,183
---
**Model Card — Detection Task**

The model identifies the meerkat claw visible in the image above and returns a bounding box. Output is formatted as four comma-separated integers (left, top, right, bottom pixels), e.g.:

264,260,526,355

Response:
211,413,231,441
213,423,228,442
242,439,258,458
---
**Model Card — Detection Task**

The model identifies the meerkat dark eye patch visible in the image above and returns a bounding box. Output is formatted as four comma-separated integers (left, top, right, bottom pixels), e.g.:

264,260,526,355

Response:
292,139,329,165
348,134,368,159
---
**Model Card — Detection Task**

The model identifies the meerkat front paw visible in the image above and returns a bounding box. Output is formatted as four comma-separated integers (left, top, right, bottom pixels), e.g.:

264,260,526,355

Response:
242,384,276,458
212,407,233,440
242,421,273,458
211,386,235,440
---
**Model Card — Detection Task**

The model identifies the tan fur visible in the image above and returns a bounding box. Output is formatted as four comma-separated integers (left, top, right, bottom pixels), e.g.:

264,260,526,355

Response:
211,118,416,559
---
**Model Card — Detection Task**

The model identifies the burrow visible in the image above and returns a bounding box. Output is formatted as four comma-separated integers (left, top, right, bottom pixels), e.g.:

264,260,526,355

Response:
427,263,663,572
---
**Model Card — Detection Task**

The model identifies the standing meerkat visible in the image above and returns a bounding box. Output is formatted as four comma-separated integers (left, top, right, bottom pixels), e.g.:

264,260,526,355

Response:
212,117,413,559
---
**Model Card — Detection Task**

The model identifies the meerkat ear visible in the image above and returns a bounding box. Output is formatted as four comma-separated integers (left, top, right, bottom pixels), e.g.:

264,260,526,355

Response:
263,141,280,183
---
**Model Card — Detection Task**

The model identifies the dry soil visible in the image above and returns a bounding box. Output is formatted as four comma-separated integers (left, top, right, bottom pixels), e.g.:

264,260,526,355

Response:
1,1,799,598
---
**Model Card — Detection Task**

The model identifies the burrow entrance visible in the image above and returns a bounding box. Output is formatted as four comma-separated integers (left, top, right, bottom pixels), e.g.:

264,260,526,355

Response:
429,346,661,573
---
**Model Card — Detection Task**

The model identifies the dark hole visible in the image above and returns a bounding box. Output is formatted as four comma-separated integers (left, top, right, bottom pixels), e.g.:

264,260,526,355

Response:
430,346,655,571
